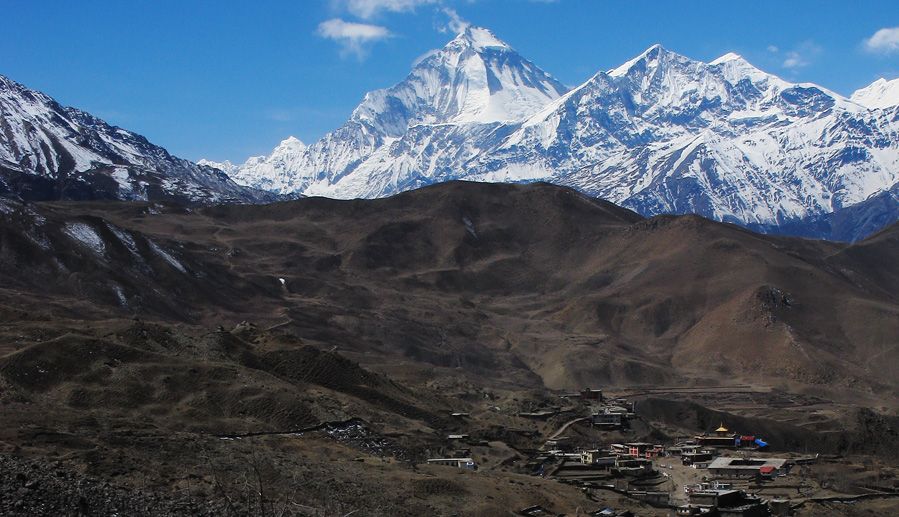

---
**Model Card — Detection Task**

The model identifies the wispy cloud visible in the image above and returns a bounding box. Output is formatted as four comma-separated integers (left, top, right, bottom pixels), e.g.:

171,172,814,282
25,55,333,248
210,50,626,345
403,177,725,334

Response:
781,41,821,69
338,0,440,19
323,1,485,58
782,52,806,69
317,18,392,59
440,7,470,34
262,109,297,122
863,27,899,55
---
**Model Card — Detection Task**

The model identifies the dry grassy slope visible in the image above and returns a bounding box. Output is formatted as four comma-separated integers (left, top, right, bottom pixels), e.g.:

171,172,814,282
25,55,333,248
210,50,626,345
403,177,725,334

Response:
1,182,897,407
0,321,450,437
0,201,268,321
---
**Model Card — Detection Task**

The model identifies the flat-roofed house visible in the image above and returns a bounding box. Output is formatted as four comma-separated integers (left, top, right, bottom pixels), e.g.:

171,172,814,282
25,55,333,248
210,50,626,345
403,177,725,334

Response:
707,457,789,478
592,411,623,428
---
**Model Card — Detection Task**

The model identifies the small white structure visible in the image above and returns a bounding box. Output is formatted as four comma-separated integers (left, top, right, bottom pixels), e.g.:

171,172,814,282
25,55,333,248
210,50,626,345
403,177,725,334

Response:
427,457,477,470
707,457,789,478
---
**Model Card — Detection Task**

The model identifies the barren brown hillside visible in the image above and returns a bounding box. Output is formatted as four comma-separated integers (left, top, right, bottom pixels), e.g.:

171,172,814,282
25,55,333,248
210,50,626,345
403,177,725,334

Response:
0,182,897,515
2,182,896,399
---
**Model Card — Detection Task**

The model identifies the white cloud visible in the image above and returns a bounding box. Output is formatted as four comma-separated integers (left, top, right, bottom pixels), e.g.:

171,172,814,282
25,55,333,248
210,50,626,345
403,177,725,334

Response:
781,41,821,69
863,27,899,54
766,45,779,53
782,52,805,69
340,0,439,19
441,7,470,34
317,18,392,59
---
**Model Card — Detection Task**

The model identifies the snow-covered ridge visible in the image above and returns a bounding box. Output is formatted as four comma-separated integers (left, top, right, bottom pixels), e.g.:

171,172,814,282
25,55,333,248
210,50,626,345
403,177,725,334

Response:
0,74,269,204
196,159,236,175
204,136,307,191
487,44,897,226
852,78,899,109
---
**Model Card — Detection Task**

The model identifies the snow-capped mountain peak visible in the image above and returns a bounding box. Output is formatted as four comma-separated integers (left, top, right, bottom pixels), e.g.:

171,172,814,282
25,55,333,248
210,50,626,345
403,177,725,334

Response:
851,77,899,109
221,26,569,196
607,43,672,77
273,135,305,154
709,52,743,64
607,44,652,77
349,25,568,129
196,159,236,174
476,47,899,232
452,26,510,50
608,46,780,95
208,136,308,192
710,51,786,89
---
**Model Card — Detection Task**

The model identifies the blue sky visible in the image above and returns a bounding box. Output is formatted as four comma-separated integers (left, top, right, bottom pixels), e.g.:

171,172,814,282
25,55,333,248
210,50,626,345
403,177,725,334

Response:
3,0,898,162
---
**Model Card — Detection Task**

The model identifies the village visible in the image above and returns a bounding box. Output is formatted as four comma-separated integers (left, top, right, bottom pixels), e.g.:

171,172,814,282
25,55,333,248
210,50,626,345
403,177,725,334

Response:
424,388,836,517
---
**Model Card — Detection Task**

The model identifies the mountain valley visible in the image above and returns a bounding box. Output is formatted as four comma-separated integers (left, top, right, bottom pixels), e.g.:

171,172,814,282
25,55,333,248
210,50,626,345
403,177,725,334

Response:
1,182,898,514
2,15,899,516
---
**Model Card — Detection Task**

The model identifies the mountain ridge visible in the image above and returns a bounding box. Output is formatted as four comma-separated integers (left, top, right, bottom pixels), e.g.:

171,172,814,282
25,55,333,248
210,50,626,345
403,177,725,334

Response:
215,30,899,241
852,77,899,109
0,74,274,204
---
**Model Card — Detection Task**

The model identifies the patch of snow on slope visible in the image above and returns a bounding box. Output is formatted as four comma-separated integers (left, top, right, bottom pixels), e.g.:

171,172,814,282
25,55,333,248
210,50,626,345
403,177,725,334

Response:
106,223,139,255
110,167,132,190
63,222,105,255
148,240,187,273
112,285,128,307
0,198,16,215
